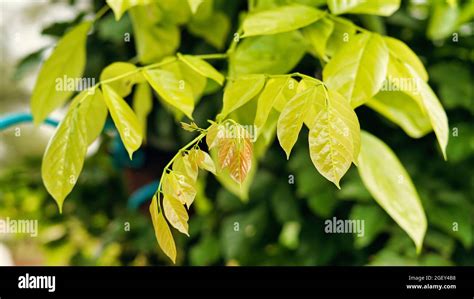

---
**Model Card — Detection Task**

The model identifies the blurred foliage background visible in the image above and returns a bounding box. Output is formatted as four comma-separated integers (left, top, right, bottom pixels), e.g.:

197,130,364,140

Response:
0,0,473,266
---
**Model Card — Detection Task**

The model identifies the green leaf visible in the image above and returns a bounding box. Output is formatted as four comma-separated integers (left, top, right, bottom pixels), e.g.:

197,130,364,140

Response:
102,84,143,159
242,4,324,37
42,90,104,212
277,85,316,159
188,11,230,49
387,57,449,159
106,0,154,20
187,0,204,14
325,16,356,57
129,6,180,63
178,54,224,85
367,91,432,138
143,68,195,119
323,32,389,108
308,88,360,188
383,36,428,81
191,149,216,174
100,62,145,97
255,76,297,131
357,131,427,253
328,0,401,16
302,17,334,61
31,21,91,125
427,1,460,40
163,195,189,236
132,83,153,140
149,195,177,263
229,31,306,76
219,75,265,119
162,171,197,208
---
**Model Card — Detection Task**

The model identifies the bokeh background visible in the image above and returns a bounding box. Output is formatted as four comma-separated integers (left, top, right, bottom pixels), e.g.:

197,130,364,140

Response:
0,0,473,266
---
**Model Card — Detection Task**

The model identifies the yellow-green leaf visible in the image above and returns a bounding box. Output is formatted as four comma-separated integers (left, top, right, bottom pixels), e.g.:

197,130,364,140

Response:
100,62,145,97
277,86,316,159
102,84,143,159
367,91,432,138
242,4,324,37
106,0,154,20
132,83,153,140
187,0,204,14
323,32,389,108
143,68,194,119
173,153,198,181
255,76,297,132
31,21,91,125
357,131,427,253
302,17,334,62
308,88,360,188
149,195,177,263
328,0,401,16
162,172,197,208
383,36,428,81
220,74,265,119
188,11,230,50
191,149,216,174
163,196,189,236
178,54,224,85
42,90,104,212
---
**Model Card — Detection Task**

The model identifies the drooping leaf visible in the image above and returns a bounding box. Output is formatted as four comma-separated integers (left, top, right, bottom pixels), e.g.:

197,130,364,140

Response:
173,153,198,181
302,17,334,61
367,91,432,138
190,149,216,174
383,36,428,81
129,6,180,63
242,4,324,37
102,84,143,159
163,196,189,236
254,76,297,131
328,0,401,16
100,62,145,97
227,135,253,185
42,90,105,212
178,54,224,85
357,131,427,253
143,68,195,119
188,11,230,49
427,0,460,40
308,88,360,188
323,32,389,108
219,75,265,119
106,0,153,20
149,195,177,263
162,171,197,208
31,21,91,125
277,86,316,159
132,83,153,140
229,31,306,76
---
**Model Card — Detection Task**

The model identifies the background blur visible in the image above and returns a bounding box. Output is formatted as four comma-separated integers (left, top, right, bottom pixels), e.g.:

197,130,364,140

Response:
0,0,473,266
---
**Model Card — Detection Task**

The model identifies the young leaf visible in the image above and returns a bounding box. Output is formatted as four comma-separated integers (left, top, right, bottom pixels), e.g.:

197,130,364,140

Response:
219,74,265,119
229,31,306,76
133,83,153,140
227,136,253,184
302,17,334,62
255,76,297,131
242,4,324,37
190,149,216,174
173,153,198,181
383,36,428,81
277,86,316,159
178,54,224,85
143,68,194,119
31,21,91,125
323,32,389,108
102,84,143,159
367,91,432,138
163,196,189,236
106,0,153,20
308,88,360,188
42,90,103,212
100,62,145,97
328,0,401,16
357,131,427,253
162,172,197,208
149,195,177,263
325,16,356,57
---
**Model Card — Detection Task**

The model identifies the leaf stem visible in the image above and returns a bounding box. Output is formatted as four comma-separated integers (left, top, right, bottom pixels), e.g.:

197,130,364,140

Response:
93,5,110,22
193,53,228,60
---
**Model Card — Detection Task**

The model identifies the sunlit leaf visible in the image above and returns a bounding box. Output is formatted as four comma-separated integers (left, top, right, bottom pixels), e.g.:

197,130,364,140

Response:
100,62,145,97
242,4,324,37
383,36,428,81
178,54,224,85
163,196,189,236
357,131,427,253
149,195,177,263
162,171,197,208
323,32,389,108
132,83,153,140
106,0,153,20
328,0,401,16
188,11,230,49
219,74,265,119
31,21,91,125
102,84,143,159
302,17,334,61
